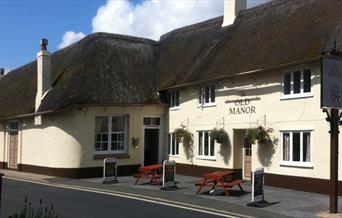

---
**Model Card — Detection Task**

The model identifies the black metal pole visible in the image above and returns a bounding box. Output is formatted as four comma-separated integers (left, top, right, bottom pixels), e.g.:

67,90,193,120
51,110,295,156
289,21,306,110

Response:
0,173,3,213
330,108,339,213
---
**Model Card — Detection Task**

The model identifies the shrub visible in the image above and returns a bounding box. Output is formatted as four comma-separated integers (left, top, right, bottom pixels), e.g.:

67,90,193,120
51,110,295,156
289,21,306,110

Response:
8,197,58,218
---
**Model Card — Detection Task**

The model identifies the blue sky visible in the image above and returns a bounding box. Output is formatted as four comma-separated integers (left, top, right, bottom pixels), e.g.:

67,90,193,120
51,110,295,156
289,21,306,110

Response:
0,0,268,72
0,0,105,71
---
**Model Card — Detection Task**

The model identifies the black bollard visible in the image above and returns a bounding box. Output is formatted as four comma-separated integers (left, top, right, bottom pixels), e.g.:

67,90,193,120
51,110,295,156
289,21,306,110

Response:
0,173,3,212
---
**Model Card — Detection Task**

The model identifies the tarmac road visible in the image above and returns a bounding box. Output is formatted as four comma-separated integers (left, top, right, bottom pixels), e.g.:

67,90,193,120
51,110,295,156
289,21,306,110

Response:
1,178,237,218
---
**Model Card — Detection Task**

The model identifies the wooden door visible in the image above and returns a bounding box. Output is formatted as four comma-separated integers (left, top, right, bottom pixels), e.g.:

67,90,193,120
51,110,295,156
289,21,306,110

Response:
8,132,18,169
244,147,252,180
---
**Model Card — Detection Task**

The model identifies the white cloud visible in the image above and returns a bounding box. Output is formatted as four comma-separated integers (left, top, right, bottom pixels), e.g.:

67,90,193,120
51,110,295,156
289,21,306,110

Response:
58,31,86,49
92,0,223,40
58,0,270,47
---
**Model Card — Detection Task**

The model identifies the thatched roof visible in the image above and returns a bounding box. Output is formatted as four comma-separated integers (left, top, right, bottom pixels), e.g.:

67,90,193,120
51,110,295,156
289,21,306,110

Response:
1,0,342,119
0,33,159,119
157,0,342,89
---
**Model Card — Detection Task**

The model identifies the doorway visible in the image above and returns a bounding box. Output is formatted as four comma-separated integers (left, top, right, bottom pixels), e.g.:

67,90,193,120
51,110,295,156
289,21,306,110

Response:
243,139,252,180
233,129,252,180
143,117,162,166
8,131,19,169
144,129,159,165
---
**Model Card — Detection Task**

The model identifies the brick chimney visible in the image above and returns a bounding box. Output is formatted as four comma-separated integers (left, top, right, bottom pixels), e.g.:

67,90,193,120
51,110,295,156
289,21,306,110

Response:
35,38,51,112
0,68,4,79
222,0,247,27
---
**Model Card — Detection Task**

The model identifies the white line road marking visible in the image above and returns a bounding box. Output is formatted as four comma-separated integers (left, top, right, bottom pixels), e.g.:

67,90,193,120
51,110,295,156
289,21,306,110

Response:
4,176,255,218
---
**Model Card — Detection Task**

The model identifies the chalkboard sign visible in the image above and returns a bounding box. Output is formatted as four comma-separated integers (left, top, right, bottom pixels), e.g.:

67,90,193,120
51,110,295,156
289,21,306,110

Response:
102,158,118,184
161,160,176,189
252,168,264,202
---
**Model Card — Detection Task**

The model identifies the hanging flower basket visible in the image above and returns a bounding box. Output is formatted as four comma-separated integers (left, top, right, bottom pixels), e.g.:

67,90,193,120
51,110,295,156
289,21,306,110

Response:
173,127,193,148
246,126,276,145
210,128,229,144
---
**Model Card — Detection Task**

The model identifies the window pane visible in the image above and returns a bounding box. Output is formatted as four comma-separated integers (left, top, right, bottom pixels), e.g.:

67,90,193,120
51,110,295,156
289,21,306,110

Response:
205,85,210,104
293,71,301,94
112,116,125,131
199,88,202,104
293,132,300,161
175,140,179,155
168,134,171,155
283,133,290,161
175,90,179,106
210,85,215,103
95,143,101,151
303,132,311,162
284,73,291,95
95,117,108,133
151,118,160,126
204,132,209,155
198,132,203,155
210,136,215,156
172,134,175,155
102,134,108,142
143,117,151,126
303,69,311,93
102,142,108,151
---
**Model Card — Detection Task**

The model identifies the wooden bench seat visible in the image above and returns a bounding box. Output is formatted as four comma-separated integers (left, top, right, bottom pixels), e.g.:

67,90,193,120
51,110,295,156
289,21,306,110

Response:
218,179,244,188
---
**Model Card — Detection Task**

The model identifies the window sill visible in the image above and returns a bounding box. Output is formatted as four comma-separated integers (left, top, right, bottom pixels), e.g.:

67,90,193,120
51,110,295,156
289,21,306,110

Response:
197,103,217,108
196,156,216,161
169,107,180,111
280,93,313,100
169,155,179,158
280,161,313,169
93,153,130,160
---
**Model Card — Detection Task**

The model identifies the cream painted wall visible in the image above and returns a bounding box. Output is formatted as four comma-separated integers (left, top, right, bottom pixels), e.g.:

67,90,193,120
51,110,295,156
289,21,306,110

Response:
0,105,166,169
169,61,339,180
0,123,5,163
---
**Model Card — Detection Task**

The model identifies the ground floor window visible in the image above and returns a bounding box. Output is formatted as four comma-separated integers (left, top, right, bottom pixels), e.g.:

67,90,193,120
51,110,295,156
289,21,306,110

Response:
197,131,215,159
281,131,311,165
95,115,128,154
168,133,179,156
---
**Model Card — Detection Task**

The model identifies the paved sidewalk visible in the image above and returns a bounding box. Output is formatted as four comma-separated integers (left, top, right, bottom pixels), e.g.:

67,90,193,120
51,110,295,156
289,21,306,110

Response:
2,170,342,218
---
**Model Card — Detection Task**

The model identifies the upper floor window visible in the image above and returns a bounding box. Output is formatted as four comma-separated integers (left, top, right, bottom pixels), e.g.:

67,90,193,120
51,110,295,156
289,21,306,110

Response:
197,131,215,159
281,131,312,167
168,133,179,156
282,69,312,98
95,115,128,154
168,90,180,108
199,84,215,105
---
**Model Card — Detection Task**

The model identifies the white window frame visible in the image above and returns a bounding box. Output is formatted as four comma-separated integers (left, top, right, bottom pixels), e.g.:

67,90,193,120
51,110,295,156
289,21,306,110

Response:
281,69,313,100
198,84,216,107
197,130,215,160
94,115,128,154
168,133,179,157
280,130,313,168
168,90,180,110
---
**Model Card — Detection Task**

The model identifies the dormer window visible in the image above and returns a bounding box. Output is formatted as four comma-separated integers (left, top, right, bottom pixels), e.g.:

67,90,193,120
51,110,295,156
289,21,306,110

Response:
282,69,312,99
168,90,180,109
199,84,215,106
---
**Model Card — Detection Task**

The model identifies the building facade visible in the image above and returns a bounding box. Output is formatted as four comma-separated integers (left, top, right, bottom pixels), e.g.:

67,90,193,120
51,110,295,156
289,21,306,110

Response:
1,0,342,195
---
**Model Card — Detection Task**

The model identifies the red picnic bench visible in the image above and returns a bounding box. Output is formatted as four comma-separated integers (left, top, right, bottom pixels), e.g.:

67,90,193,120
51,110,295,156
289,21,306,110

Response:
133,164,162,185
195,170,244,196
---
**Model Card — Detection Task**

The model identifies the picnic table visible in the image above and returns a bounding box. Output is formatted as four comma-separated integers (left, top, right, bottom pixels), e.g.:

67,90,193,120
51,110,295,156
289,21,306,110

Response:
133,164,162,185
195,170,244,196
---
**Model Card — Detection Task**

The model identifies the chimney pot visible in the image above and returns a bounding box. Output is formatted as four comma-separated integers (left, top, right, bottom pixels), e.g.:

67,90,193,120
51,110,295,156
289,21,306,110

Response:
40,38,48,51
0,68,4,76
